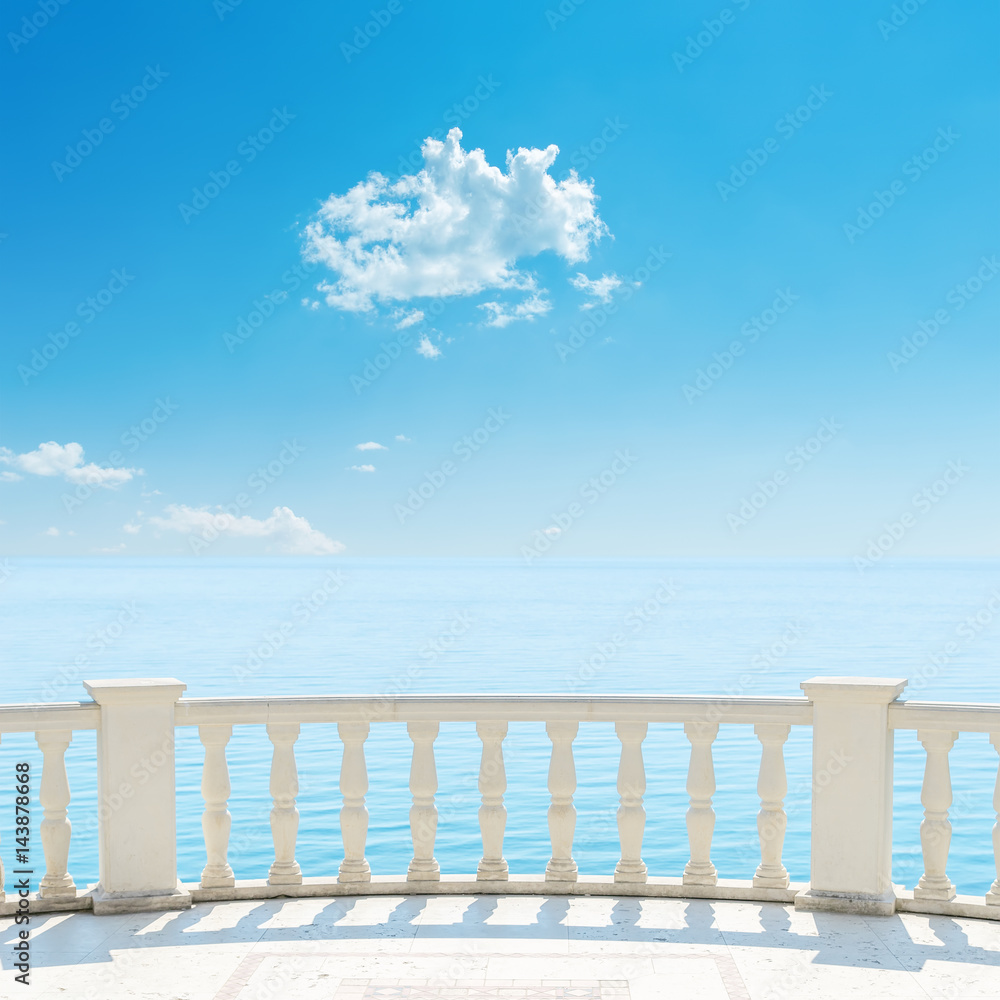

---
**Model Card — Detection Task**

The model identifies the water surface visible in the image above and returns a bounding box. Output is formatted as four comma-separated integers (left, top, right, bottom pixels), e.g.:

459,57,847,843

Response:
2,557,998,895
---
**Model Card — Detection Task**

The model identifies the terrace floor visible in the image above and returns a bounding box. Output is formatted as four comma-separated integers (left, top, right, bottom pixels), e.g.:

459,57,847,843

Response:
3,894,1000,1000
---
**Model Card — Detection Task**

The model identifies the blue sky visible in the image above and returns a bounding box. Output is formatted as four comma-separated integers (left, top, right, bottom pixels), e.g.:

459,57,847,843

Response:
1,0,997,558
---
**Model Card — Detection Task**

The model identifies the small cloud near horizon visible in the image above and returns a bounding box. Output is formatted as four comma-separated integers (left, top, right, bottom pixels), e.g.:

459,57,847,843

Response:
130,504,343,555
1,442,139,487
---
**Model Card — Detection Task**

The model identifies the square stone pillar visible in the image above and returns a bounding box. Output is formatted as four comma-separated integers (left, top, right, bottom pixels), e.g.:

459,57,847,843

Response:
795,676,907,916
83,679,191,914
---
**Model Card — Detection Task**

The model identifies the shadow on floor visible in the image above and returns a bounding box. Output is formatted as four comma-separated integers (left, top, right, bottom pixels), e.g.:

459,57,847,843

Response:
1,895,996,974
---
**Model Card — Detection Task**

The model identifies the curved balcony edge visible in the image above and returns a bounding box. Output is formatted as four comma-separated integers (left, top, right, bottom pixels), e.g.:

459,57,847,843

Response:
2,876,1000,923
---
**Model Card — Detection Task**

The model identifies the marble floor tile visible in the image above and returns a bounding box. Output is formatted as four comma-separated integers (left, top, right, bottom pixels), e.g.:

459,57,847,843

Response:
4,895,1000,999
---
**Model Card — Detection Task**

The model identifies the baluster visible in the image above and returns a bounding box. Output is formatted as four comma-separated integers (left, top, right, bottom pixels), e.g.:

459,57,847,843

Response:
753,723,790,888
914,729,957,900
36,730,76,899
683,721,719,885
988,733,1000,905
407,721,439,881
266,723,302,885
338,722,371,882
476,721,508,880
0,735,4,903
546,721,579,882
198,724,235,888
614,721,647,883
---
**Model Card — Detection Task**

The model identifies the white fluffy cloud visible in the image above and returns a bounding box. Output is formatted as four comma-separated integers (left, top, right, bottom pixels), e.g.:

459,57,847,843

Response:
570,272,623,307
395,434,411,442
140,504,343,555
415,335,442,359
349,464,376,473
355,441,387,451
392,308,424,329
0,442,138,487
478,291,551,328
303,128,607,320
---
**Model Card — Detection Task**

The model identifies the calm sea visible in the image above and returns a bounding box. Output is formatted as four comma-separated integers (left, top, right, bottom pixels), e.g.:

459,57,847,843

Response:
2,557,999,895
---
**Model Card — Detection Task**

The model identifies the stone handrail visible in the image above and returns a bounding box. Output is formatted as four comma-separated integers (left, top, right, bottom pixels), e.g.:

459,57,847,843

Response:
0,702,99,732
889,699,1000,909
173,693,814,725
0,676,999,922
889,700,1000,731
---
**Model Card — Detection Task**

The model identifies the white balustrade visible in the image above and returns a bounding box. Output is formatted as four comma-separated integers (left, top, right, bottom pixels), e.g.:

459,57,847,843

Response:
12,677,1000,919
799,677,906,916
338,721,371,882
683,721,718,885
614,721,647,883
476,720,508,880
753,723,790,889
0,734,3,904
83,678,191,914
988,732,1000,906
407,720,439,881
36,730,76,899
266,722,302,885
545,720,578,882
914,728,958,901
198,724,235,888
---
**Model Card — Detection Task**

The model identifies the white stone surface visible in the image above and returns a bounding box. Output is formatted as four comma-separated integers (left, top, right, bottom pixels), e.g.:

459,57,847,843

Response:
82,678,188,905
8,677,1000,923
801,676,907,911
4,894,1000,999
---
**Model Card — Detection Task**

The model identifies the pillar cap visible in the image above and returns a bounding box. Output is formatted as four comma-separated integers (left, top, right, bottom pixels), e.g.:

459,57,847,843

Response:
801,676,907,704
83,678,186,706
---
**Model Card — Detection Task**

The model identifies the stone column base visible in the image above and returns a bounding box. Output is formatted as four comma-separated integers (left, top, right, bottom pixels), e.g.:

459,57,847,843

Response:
91,881,192,916
794,886,896,917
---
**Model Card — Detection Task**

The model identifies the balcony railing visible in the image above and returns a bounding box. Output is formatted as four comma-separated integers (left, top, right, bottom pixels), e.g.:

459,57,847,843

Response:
0,676,998,919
